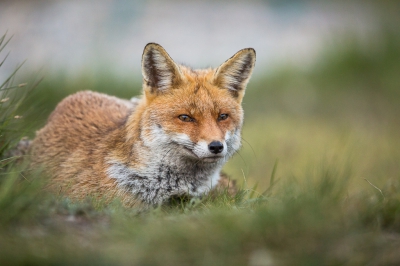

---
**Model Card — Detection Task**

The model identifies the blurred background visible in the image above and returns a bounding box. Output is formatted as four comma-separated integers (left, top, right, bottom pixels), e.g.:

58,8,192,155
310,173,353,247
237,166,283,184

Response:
1,0,395,79
1,0,399,191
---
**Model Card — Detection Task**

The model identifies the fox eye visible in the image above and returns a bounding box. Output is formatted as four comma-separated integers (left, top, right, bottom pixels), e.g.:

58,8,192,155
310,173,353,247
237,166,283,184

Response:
178,114,195,122
218,114,229,121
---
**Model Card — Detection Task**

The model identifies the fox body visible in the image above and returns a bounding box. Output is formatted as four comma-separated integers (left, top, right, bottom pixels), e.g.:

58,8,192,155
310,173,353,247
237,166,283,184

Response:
30,43,256,207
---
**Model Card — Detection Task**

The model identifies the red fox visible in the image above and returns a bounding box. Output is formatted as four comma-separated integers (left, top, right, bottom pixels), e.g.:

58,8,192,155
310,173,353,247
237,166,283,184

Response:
29,43,256,207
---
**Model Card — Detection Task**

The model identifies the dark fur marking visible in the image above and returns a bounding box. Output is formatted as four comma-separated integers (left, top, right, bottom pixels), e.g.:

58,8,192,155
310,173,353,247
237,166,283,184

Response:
194,84,200,94
229,54,253,92
144,49,159,92
228,90,239,98
115,114,128,128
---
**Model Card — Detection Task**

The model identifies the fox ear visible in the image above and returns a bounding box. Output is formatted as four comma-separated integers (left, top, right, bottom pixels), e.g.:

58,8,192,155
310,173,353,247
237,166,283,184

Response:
141,43,183,93
214,48,256,100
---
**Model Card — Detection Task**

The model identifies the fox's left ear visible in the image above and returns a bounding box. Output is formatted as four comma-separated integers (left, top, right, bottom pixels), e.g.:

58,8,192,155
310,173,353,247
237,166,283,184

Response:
213,48,256,101
141,43,183,95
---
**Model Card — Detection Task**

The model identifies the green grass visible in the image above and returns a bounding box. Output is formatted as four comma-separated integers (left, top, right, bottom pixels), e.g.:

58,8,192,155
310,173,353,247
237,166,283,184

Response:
1,31,400,265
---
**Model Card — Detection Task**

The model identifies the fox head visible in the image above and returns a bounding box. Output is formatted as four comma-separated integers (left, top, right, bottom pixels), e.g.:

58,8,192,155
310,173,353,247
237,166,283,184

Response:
138,43,256,164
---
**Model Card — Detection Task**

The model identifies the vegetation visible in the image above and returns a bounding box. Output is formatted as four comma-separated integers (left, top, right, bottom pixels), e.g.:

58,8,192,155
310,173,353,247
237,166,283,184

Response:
0,30,399,265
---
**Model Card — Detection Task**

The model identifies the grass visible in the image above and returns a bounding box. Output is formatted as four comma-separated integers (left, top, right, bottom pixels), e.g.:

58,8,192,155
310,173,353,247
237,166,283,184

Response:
0,31,400,265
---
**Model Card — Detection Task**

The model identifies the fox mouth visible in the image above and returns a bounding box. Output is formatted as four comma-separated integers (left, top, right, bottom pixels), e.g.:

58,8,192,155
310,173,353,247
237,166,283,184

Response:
200,156,224,163
179,146,223,162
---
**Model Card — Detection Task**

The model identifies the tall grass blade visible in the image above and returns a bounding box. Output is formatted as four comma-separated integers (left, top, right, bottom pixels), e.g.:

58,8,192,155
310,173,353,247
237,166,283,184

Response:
262,159,279,196
0,62,25,90
364,178,385,200
0,34,12,54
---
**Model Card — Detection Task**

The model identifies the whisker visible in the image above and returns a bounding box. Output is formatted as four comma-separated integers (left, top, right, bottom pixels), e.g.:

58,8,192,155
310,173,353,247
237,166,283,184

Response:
240,136,258,161
233,150,247,168
160,147,175,165
192,156,203,168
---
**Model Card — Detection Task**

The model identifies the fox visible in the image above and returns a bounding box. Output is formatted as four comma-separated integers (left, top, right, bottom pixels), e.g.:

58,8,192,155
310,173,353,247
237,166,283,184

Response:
29,43,256,207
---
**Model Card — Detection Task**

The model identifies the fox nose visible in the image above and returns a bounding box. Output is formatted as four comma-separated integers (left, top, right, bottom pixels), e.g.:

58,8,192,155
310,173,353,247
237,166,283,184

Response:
208,141,224,154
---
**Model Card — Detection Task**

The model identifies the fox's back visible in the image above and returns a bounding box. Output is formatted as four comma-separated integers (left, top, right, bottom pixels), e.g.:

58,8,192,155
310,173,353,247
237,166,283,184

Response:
30,91,136,197
51,91,131,136
33,90,133,150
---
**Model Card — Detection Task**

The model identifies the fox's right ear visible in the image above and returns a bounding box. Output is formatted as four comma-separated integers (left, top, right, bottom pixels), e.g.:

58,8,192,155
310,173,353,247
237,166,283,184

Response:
214,48,256,102
141,43,183,94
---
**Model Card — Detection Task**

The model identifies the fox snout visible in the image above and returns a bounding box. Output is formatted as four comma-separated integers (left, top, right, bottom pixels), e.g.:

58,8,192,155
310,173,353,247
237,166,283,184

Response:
191,138,228,161
208,141,224,154
167,132,229,161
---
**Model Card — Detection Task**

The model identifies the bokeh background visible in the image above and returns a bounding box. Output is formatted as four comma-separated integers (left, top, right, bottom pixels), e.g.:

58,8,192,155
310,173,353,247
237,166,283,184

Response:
2,0,395,78
1,1,400,265
1,0,399,191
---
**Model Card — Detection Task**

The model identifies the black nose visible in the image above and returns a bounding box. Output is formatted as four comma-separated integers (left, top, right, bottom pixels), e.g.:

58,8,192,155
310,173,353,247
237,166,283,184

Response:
208,141,224,154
